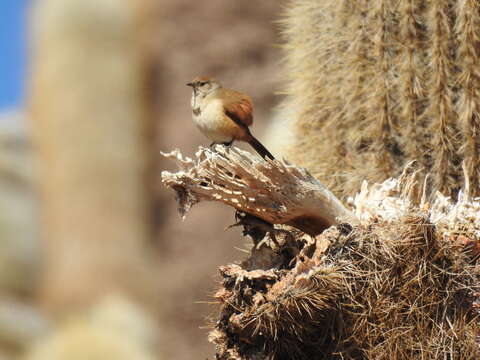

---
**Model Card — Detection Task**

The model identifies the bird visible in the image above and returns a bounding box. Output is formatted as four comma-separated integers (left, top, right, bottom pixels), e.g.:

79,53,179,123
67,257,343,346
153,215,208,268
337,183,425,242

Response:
186,76,275,160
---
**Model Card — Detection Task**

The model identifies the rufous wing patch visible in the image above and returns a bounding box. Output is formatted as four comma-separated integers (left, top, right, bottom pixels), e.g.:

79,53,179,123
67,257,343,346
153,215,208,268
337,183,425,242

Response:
222,90,253,128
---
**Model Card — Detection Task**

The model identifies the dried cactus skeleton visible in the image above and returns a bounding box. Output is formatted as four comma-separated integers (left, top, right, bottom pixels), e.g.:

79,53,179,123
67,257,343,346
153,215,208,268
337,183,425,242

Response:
161,146,354,235
162,148,480,360
209,212,479,360
161,148,480,359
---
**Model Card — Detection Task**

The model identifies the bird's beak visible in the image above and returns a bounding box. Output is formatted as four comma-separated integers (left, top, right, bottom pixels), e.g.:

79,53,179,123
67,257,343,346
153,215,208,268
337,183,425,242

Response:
186,82,193,87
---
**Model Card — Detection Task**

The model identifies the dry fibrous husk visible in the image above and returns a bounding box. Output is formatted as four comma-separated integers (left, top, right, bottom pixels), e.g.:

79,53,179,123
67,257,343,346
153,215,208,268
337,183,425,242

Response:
161,149,479,359
203,161,480,360
353,161,480,257
161,146,353,235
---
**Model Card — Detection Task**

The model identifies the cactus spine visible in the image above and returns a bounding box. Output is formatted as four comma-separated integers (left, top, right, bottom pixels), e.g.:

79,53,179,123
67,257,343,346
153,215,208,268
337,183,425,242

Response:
281,0,480,199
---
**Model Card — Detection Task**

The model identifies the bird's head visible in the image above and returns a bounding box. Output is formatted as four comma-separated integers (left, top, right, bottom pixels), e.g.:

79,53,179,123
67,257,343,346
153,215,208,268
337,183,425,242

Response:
186,76,222,96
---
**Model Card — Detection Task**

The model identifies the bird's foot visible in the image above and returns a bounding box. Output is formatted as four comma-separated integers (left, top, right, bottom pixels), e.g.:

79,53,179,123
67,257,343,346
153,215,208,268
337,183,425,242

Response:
209,140,234,154
222,139,234,148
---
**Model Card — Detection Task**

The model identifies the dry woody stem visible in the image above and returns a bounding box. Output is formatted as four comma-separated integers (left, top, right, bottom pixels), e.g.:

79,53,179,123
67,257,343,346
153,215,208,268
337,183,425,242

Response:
161,147,480,359
161,146,353,235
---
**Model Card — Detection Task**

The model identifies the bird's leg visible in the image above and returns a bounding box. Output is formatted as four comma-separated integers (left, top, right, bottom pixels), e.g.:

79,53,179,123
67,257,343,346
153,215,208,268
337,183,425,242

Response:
222,139,234,148
210,140,233,152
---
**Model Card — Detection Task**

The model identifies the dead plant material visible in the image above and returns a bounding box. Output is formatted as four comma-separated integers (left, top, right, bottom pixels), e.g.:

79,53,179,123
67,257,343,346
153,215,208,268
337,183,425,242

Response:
161,146,353,235
161,150,479,358
209,168,480,360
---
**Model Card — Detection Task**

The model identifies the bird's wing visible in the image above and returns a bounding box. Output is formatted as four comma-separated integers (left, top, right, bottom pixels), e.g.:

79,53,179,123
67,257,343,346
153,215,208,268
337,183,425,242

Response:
222,89,253,128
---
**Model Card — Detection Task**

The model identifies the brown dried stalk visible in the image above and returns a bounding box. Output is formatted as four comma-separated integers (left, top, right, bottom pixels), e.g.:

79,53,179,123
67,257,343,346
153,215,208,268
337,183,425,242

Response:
161,146,353,235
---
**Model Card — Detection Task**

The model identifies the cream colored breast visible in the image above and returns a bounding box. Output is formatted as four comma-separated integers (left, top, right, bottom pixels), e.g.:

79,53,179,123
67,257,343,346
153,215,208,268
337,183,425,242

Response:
192,98,232,142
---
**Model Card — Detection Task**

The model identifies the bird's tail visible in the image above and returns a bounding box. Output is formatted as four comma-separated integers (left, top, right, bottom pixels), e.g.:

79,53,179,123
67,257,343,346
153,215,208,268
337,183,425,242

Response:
247,134,275,160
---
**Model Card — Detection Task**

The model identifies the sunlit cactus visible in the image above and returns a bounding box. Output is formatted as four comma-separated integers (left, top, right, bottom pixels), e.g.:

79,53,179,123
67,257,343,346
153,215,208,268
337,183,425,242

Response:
280,0,480,200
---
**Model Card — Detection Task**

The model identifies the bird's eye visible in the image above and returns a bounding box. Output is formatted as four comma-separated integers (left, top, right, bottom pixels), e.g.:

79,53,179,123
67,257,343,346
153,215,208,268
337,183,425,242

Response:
200,81,207,86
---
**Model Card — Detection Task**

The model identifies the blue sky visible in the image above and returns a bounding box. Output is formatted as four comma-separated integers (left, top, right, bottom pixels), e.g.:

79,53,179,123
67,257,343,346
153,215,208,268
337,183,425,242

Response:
0,0,29,112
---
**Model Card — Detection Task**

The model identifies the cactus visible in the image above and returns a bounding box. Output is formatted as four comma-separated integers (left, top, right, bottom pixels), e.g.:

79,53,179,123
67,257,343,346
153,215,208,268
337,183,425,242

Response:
29,0,159,311
209,170,480,359
280,0,480,199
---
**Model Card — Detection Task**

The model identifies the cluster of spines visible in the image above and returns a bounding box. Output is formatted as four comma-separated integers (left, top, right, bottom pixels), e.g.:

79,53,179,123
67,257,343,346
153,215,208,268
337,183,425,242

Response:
213,215,479,359
281,0,480,199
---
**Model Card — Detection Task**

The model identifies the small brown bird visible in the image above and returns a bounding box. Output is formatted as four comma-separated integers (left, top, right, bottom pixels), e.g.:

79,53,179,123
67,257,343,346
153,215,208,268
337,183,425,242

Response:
186,76,274,160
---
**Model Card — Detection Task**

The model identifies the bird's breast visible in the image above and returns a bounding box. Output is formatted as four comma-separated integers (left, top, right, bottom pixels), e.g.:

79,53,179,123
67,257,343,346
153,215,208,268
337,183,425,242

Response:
192,99,238,142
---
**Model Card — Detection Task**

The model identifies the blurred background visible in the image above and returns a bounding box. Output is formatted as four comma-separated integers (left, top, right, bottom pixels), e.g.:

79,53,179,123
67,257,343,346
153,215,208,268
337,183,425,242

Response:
0,0,282,358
